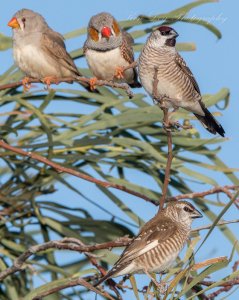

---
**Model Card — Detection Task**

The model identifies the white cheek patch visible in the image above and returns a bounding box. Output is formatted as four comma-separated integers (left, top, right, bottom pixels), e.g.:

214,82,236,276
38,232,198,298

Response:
18,20,25,31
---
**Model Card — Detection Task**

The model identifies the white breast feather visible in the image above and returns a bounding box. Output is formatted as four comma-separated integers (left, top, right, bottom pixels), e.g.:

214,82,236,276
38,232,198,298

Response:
14,44,58,78
86,48,134,83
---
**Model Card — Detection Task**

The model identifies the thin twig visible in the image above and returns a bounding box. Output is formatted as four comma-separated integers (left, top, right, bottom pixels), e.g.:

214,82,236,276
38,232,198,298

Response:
0,236,131,281
0,76,134,98
168,185,239,209
152,67,174,210
168,185,239,201
193,219,239,232
0,139,156,205
160,108,173,210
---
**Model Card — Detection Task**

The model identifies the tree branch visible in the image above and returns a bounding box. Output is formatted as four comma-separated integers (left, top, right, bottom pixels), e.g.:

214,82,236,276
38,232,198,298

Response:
2,218,238,282
0,139,156,205
153,67,173,210
0,76,134,98
0,236,131,281
168,185,239,209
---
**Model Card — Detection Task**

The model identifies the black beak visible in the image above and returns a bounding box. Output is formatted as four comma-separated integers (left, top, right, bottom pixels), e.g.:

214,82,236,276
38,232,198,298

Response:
173,30,179,38
192,208,203,219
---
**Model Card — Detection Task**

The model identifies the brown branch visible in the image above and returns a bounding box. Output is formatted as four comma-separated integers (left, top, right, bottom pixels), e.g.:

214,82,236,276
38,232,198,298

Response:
187,277,239,300
167,185,239,209
0,139,156,205
1,235,238,298
1,138,238,210
121,61,137,72
2,217,238,282
0,75,134,98
0,236,131,281
188,259,239,299
198,278,239,300
152,67,174,210
193,219,239,232
159,108,173,210
168,185,239,201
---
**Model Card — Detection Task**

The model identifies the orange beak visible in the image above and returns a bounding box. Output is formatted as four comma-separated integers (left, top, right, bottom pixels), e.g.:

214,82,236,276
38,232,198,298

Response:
101,26,111,39
8,17,20,29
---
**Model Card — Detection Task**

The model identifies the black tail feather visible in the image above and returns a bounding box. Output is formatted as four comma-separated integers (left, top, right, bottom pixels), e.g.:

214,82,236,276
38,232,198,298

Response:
94,273,113,287
194,106,225,137
129,80,142,88
129,69,142,88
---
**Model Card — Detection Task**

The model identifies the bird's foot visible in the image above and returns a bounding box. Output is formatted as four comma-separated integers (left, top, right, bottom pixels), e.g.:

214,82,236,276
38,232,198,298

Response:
144,270,167,294
89,77,98,91
22,77,32,92
163,119,193,131
163,120,179,131
156,281,167,294
42,76,59,89
149,277,167,294
114,66,125,79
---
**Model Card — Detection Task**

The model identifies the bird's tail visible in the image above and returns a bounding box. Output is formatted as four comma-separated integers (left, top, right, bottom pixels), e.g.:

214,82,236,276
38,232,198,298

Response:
194,105,225,137
94,273,113,287
129,69,142,88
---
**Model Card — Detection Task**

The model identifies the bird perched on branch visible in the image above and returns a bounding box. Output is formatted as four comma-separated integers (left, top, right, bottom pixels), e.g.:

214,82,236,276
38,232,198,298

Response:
8,9,91,91
138,26,225,136
84,12,141,90
95,201,202,287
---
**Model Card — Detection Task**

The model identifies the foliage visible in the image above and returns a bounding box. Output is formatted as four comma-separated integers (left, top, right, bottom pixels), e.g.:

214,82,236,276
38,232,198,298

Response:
0,1,238,299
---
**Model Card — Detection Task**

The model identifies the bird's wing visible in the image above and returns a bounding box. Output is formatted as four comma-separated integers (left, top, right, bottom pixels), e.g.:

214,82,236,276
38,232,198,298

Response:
95,217,177,285
115,218,177,266
41,30,80,76
120,30,135,64
175,53,201,95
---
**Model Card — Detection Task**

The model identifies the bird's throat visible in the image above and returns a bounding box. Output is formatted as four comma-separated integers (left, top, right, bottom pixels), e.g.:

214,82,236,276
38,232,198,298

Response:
166,38,176,47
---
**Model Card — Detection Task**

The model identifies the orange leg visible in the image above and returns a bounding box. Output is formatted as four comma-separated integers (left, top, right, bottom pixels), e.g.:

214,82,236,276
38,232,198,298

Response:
22,77,32,92
114,66,125,79
89,77,97,91
41,76,59,89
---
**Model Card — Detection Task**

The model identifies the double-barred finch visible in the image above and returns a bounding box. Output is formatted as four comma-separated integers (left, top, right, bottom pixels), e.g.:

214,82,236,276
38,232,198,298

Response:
95,201,202,286
8,9,91,91
84,12,141,88
138,26,225,136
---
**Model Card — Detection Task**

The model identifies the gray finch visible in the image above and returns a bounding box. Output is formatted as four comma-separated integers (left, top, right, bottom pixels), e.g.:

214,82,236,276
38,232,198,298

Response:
84,12,141,88
8,9,91,91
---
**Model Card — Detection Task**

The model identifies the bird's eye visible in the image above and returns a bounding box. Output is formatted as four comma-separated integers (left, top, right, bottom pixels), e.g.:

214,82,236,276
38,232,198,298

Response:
161,31,170,36
22,17,26,23
183,206,192,213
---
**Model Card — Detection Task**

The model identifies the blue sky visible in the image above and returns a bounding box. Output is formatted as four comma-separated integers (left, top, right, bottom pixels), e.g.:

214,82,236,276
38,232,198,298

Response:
1,1,238,299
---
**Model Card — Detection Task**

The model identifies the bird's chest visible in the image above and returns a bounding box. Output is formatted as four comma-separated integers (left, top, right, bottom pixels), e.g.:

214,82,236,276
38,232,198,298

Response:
86,48,129,80
13,43,57,78
151,252,178,273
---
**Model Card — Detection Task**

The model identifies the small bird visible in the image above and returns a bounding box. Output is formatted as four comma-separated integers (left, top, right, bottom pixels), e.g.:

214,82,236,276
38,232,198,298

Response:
8,9,90,91
138,26,225,136
95,201,202,286
84,12,141,89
